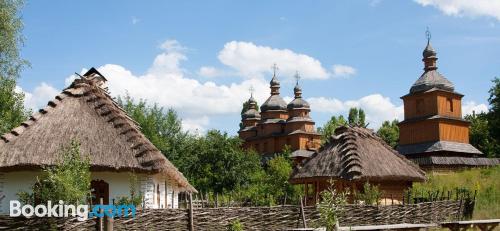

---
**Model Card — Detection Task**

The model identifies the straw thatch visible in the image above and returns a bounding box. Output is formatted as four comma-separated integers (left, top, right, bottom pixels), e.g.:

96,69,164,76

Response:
0,74,195,192
290,126,425,183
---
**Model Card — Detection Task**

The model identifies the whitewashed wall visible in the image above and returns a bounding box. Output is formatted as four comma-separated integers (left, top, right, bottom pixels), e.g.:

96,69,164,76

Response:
0,171,182,214
0,171,39,214
140,173,180,209
91,172,137,205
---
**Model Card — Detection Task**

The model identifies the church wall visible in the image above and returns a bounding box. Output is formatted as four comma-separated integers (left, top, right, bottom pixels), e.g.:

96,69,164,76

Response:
259,123,284,136
438,121,469,143
403,93,438,119
261,111,288,120
436,93,462,118
399,120,440,145
285,122,304,133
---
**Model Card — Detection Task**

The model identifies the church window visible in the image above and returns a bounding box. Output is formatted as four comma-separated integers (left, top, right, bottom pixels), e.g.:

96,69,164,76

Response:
446,98,453,112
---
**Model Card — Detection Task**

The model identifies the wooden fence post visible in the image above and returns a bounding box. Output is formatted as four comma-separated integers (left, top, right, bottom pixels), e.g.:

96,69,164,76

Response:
189,193,194,231
104,208,114,231
99,197,104,231
299,196,307,228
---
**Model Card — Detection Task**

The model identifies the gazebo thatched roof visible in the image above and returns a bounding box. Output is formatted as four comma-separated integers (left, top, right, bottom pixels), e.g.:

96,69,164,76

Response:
0,72,196,192
290,126,425,183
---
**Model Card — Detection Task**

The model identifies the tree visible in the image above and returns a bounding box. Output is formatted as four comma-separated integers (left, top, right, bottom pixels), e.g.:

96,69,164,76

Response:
317,115,348,143
0,0,30,134
18,140,91,205
487,77,500,149
465,112,498,158
265,155,293,204
185,130,262,194
377,120,399,148
348,107,366,127
117,95,193,168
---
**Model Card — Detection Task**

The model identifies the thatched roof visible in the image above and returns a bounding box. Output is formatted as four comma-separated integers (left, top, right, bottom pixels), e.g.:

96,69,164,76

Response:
290,126,426,183
0,73,195,192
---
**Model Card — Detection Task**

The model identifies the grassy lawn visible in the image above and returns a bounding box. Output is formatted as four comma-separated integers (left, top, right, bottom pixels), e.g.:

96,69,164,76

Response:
413,166,500,219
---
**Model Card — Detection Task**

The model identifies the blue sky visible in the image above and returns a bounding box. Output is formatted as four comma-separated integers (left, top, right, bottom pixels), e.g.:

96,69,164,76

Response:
18,0,500,134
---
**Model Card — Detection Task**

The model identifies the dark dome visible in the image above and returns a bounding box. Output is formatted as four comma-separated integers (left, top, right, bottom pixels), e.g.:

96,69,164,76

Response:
287,98,310,110
423,42,436,58
260,95,287,111
410,70,454,93
242,108,261,119
270,75,280,86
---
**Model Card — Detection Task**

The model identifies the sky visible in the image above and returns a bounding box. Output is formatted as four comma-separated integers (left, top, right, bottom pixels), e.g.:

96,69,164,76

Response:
17,0,500,134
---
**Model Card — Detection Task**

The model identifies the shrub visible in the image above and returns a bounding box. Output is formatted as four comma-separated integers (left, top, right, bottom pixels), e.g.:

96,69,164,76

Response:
317,180,348,231
18,140,91,205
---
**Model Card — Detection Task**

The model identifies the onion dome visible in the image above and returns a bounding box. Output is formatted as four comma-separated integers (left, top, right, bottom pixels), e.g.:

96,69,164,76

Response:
288,74,310,110
242,95,261,120
422,41,436,59
409,36,454,94
261,70,287,112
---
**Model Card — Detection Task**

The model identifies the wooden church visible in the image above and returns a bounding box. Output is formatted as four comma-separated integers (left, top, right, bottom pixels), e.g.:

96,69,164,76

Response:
238,68,321,163
397,37,499,171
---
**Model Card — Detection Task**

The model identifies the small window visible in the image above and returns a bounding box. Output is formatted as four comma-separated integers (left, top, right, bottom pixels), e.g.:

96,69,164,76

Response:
447,98,453,112
416,99,424,114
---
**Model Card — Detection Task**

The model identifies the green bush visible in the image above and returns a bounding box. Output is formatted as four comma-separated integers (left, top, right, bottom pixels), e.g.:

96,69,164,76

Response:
227,219,243,231
354,182,382,205
317,180,349,231
18,140,91,205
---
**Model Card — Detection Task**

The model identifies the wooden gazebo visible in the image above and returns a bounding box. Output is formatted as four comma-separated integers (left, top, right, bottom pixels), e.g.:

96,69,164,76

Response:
290,126,426,205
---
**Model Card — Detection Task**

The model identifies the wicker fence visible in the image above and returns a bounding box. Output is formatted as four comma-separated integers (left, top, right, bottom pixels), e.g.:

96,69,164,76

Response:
0,200,465,230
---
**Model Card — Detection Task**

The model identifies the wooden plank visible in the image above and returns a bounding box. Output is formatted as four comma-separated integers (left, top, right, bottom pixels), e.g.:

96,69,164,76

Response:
338,223,438,231
441,219,500,225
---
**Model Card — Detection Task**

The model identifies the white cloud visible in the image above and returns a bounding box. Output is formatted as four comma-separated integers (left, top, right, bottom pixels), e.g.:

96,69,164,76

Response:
414,0,500,20
332,64,357,78
308,94,404,128
182,116,210,134
218,41,331,80
462,101,488,116
89,40,272,133
17,40,361,133
18,83,59,111
197,66,232,78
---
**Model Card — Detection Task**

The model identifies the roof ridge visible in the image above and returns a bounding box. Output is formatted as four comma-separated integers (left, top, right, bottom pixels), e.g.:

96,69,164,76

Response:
337,129,362,180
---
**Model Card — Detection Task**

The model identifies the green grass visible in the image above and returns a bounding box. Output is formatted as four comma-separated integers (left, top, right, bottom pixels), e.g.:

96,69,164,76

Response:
413,166,500,219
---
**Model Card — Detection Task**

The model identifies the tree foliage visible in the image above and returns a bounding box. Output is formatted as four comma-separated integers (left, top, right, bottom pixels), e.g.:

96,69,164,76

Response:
348,107,366,127
0,0,30,134
317,115,348,143
18,140,91,205
317,180,348,231
466,112,498,158
376,119,399,148
487,77,500,151
465,78,500,158
117,95,193,168
354,182,382,205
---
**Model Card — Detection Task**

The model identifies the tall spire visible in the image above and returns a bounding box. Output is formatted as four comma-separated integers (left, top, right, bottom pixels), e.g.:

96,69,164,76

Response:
294,71,302,98
422,28,438,71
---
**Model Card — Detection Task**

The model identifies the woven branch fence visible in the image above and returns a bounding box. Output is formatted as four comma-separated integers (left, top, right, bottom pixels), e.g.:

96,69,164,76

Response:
0,200,464,230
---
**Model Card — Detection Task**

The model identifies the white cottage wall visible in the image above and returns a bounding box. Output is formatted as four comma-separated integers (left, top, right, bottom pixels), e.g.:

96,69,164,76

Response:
0,171,39,214
140,174,180,209
0,171,182,214
90,172,139,205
